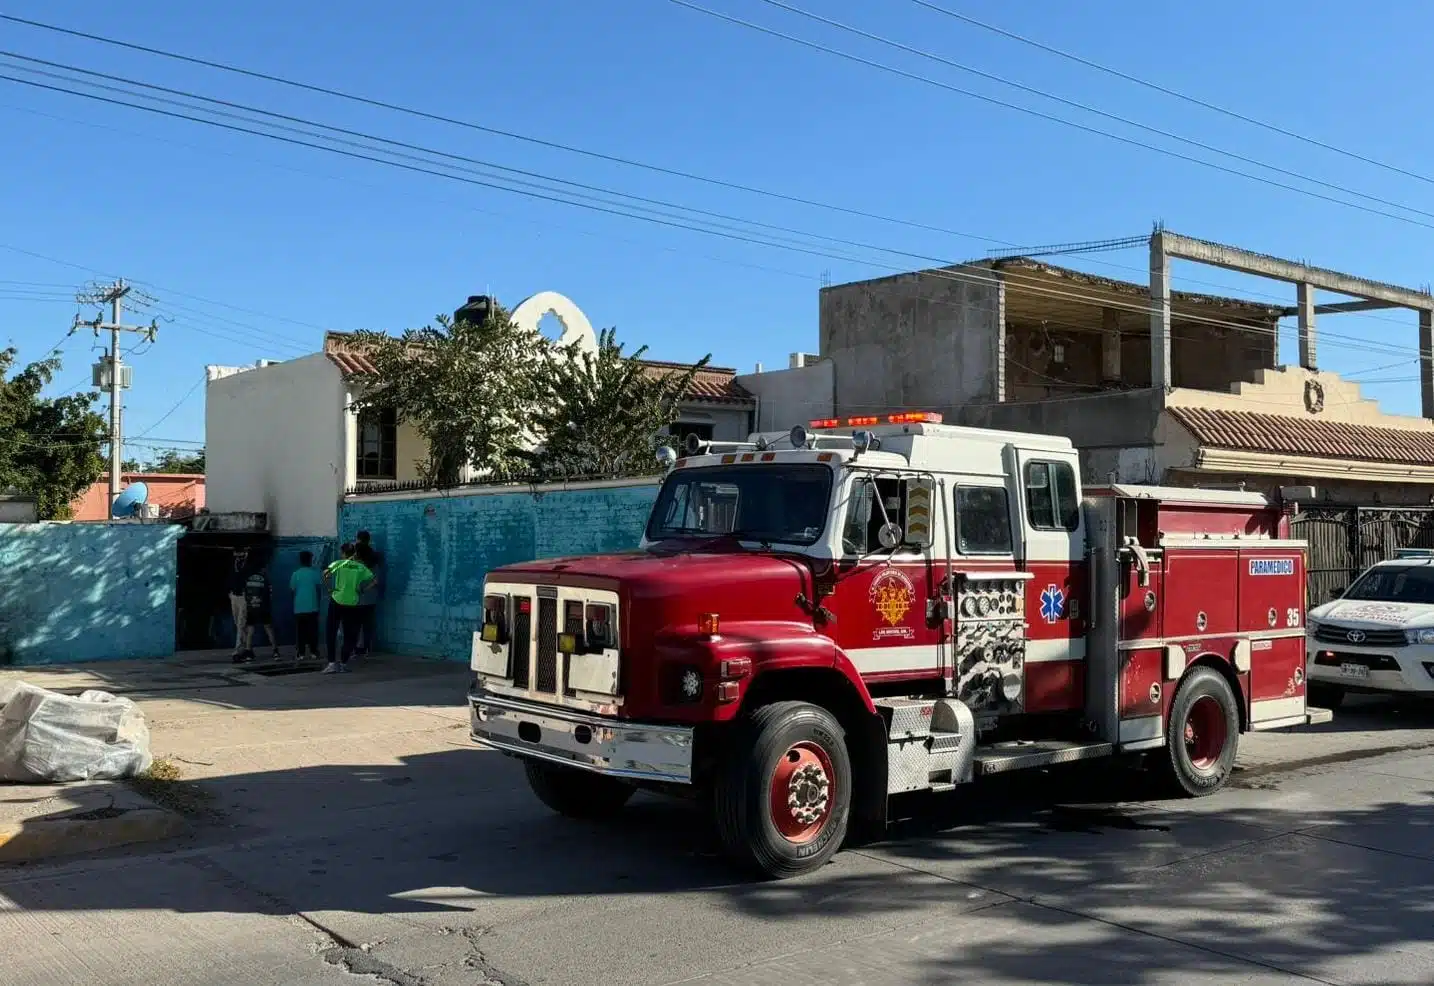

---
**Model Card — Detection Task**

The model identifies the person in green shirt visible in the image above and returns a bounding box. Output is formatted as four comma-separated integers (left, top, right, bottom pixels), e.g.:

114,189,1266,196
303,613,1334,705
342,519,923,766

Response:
322,542,375,674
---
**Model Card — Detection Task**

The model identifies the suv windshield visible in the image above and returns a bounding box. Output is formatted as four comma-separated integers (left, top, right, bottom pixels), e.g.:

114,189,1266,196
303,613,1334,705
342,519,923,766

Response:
646,464,833,546
1344,565,1434,604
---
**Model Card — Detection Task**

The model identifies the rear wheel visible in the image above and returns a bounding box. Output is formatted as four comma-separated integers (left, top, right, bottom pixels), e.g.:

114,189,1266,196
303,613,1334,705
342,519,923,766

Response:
1307,681,1346,709
1161,667,1240,797
712,701,852,879
524,760,635,819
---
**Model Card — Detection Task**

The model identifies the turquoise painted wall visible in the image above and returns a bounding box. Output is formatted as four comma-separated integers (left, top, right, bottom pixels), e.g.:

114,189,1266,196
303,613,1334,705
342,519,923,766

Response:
338,480,661,661
0,523,183,665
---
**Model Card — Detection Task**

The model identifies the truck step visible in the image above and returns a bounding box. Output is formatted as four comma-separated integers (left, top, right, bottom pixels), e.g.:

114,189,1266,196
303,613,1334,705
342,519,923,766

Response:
973,739,1113,777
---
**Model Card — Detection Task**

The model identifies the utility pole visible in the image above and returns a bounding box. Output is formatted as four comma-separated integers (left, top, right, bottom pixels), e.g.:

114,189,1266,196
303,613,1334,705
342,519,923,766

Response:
74,280,158,509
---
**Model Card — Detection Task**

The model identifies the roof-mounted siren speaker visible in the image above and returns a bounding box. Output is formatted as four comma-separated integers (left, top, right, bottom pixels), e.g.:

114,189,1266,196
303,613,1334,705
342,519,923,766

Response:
111,481,149,520
454,294,493,325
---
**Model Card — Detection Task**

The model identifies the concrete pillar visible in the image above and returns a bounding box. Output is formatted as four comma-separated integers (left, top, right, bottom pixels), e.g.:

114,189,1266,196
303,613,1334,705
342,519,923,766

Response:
1421,309,1434,419
1149,233,1172,391
1297,281,1317,370
1101,308,1121,382
993,278,1007,402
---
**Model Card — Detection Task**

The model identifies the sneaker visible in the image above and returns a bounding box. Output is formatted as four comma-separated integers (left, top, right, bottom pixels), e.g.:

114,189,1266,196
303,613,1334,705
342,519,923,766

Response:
232,651,253,664
322,662,339,674
337,663,351,673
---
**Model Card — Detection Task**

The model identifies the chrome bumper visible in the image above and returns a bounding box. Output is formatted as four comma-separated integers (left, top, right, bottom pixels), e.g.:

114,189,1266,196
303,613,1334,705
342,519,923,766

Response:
469,692,694,784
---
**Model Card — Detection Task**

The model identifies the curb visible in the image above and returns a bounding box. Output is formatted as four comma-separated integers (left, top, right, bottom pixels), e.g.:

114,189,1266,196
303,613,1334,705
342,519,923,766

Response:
0,807,188,864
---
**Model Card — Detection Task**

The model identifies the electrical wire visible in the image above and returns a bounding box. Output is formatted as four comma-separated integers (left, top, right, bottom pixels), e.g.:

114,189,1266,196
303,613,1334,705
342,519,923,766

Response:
904,0,1434,190
128,375,204,439
756,0,1434,224
8,67,1432,371
669,0,1434,232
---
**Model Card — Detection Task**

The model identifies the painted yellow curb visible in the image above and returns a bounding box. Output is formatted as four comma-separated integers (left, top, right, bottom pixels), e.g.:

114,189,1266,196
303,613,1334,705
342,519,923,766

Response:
0,808,188,864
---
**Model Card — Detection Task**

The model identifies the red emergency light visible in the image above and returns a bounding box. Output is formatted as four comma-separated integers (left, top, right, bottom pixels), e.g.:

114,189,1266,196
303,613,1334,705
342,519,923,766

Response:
808,411,944,429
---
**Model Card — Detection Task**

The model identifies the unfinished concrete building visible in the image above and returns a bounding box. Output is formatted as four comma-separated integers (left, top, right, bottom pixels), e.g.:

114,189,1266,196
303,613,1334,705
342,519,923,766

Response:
818,229,1434,506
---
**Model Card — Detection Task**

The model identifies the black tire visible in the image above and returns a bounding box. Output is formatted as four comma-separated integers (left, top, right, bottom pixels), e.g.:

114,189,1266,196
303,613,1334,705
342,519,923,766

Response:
1160,667,1240,798
523,759,635,819
712,701,852,880
1307,681,1346,710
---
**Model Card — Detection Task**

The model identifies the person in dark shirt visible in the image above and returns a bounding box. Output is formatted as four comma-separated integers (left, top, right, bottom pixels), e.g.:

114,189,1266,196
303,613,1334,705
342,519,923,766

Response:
353,530,381,659
227,549,251,661
242,569,280,662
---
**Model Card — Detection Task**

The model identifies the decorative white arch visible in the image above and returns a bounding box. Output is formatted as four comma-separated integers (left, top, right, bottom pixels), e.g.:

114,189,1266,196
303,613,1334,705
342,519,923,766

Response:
510,291,598,355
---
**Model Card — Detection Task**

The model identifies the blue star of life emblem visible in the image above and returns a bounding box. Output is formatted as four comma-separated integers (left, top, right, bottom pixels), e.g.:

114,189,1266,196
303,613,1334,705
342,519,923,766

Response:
1040,584,1066,623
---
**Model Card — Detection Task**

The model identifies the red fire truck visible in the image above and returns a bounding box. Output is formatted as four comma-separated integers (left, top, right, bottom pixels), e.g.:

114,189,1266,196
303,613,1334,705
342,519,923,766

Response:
469,414,1332,878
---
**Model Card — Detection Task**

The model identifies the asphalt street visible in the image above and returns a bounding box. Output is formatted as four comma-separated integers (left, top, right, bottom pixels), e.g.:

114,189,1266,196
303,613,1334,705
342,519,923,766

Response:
3,678,1434,986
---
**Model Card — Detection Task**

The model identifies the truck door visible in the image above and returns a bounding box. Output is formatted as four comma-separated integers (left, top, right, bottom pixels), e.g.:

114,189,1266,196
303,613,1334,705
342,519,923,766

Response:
1011,449,1087,713
825,472,944,681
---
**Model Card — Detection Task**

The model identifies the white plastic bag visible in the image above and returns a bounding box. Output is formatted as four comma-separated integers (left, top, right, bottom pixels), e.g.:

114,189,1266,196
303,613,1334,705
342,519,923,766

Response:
0,682,153,782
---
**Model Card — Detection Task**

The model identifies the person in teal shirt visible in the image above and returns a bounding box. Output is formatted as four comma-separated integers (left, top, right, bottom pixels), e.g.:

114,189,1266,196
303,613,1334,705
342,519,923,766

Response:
288,551,323,662
322,543,374,673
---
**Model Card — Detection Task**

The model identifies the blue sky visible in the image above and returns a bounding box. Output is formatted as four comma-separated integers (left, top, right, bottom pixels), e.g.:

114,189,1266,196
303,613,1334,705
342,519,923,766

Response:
4,0,1434,457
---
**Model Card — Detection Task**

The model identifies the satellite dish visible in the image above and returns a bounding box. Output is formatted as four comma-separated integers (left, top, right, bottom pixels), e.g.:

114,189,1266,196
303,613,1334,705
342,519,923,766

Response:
111,482,149,519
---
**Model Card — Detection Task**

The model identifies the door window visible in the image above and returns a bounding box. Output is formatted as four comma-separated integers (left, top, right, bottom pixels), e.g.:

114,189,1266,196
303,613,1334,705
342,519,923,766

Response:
1023,460,1080,531
841,476,908,555
955,485,1013,555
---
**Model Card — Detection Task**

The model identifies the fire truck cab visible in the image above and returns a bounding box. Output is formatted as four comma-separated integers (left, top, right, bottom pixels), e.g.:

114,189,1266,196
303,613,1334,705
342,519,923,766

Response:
469,413,1332,878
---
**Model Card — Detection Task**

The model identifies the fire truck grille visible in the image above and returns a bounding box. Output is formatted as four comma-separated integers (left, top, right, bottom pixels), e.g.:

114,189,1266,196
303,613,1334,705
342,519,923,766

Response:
1313,625,1407,648
510,604,532,689
535,597,559,693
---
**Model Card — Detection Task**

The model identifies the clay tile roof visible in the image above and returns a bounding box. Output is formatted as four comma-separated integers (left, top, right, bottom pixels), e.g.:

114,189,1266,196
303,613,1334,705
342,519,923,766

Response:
324,333,751,405
636,359,754,405
1169,406,1434,466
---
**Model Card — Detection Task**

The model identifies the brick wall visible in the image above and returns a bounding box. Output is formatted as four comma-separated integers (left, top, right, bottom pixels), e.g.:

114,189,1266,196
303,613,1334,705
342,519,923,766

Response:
0,523,182,665
338,478,661,661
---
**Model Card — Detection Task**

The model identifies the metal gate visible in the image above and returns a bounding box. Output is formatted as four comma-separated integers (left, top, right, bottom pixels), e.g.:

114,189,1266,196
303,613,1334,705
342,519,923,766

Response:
1292,506,1434,604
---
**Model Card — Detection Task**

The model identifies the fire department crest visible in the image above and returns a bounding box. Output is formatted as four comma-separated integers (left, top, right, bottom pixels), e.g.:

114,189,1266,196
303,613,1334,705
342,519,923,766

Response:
870,569,915,639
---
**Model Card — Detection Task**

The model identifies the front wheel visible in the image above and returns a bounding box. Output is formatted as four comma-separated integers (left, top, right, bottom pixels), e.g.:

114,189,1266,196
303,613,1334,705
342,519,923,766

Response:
1160,667,1241,797
524,760,635,819
712,701,852,879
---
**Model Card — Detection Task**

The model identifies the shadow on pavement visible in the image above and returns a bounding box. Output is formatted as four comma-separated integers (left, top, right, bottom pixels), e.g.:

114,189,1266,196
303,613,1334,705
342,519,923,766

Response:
3,744,1434,984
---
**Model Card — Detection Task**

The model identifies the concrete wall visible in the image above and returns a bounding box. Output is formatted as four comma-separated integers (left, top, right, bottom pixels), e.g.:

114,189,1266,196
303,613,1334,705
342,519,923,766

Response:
206,354,348,537
737,361,834,431
668,404,751,443
337,478,661,661
820,265,1002,417
0,523,182,665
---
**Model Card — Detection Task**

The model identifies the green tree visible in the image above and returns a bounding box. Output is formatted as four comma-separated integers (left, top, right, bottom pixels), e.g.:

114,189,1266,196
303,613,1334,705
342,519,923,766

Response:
146,448,205,474
0,348,107,519
348,305,552,485
528,328,709,477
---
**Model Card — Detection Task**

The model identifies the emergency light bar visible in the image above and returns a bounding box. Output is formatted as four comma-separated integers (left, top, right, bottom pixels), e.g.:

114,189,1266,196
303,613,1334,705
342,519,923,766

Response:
809,411,943,429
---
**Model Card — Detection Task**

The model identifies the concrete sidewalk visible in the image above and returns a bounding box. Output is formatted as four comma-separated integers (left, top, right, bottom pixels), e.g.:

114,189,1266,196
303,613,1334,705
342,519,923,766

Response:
0,650,471,862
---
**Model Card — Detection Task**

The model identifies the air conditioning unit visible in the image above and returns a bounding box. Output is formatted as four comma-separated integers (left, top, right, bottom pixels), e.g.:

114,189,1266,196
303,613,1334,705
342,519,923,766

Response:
789,353,823,369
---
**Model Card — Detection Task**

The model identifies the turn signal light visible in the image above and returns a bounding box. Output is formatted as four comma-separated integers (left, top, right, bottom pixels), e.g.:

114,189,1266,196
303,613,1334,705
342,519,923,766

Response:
698,613,720,636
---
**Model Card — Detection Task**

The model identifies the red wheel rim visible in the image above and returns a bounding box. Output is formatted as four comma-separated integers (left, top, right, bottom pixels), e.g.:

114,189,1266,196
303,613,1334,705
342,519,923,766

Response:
768,741,835,844
1183,695,1228,771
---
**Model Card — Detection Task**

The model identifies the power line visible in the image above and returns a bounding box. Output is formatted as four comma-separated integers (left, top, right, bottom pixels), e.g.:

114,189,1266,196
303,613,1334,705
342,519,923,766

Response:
129,375,203,439
904,0,1434,190
757,0,1434,225
668,0,1434,232
3,48,1430,369
1,13,1426,339
7,70,1430,369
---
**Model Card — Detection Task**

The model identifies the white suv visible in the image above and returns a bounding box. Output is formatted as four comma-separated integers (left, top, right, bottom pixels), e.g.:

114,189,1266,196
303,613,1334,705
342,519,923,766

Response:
1307,550,1434,707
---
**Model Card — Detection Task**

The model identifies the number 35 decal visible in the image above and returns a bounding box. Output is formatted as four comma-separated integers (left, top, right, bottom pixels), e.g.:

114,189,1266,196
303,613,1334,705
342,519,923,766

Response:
1285,608,1301,628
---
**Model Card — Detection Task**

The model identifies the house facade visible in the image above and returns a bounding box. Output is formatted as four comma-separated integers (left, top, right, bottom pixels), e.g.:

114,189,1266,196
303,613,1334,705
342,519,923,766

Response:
204,291,750,537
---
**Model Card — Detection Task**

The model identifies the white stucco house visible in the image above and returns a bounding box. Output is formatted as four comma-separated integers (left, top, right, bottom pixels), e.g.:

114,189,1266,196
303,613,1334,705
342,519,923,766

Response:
203,291,762,537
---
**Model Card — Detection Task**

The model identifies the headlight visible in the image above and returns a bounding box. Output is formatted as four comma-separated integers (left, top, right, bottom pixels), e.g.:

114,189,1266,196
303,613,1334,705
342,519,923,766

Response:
1407,628,1434,645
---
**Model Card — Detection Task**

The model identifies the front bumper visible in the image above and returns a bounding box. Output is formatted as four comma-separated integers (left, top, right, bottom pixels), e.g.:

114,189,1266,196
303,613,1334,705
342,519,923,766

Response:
469,691,695,784
1307,643,1434,694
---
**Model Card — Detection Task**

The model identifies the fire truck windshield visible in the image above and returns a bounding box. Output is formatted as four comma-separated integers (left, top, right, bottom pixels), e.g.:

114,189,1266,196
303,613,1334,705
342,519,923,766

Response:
1344,565,1434,604
646,463,833,546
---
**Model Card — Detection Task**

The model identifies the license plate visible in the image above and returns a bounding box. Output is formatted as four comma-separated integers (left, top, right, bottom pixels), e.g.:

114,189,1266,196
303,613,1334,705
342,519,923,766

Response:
1340,662,1371,680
